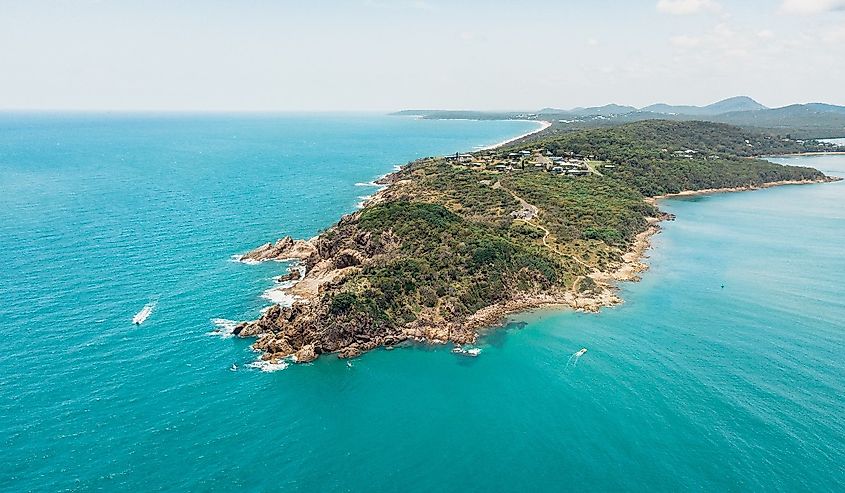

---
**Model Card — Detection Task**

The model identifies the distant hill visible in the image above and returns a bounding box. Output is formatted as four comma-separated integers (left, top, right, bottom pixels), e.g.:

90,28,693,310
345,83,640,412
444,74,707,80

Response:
391,97,845,138
570,104,638,116
642,96,767,116
710,104,845,135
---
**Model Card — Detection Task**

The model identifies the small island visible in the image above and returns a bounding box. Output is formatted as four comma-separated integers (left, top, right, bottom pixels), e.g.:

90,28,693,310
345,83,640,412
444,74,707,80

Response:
233,120,839,363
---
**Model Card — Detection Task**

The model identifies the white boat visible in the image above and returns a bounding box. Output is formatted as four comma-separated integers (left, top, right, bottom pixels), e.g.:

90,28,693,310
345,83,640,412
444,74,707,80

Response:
132,304,154,325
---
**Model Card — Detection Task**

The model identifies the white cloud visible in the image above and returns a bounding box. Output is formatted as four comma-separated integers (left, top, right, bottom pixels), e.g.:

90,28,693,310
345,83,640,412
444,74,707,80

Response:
656,0,722,15
757,29,775,39
823,25,845,42
670,23,757,58
671,35,702,47
779,0,845,14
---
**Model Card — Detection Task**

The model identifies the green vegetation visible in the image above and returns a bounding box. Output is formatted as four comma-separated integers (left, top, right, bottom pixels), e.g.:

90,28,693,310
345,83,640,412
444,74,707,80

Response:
345,201,577,322
523,121,826,196
314,120,830,331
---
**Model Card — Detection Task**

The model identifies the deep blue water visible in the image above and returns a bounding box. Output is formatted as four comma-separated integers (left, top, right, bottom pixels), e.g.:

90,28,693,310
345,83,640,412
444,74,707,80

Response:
1,115,844,492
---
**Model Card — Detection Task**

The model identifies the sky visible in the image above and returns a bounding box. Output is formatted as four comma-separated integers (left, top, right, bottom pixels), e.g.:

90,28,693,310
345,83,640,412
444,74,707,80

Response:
1,0,844,111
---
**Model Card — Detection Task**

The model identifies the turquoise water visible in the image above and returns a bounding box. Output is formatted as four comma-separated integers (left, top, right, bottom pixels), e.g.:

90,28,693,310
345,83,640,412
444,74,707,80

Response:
1,116,844,491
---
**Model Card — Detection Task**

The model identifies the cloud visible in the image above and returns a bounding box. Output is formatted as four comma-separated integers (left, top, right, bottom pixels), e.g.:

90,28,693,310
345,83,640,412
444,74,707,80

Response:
364,0,435,10
779,0,845,14
757,29,774,39
669,23,757,58
824,25,845,42
671,35,702,47
656,0,722,15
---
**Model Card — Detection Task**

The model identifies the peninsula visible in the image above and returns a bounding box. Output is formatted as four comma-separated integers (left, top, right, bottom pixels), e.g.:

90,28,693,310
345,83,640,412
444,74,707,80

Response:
234,120,839,363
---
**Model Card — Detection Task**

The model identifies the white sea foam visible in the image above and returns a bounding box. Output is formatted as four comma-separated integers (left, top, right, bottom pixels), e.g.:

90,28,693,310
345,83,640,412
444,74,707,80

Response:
273,263,307,289
230,254,260,265
248,359,289,372
208,318,240,339
356,195,373,209
355,181,382,187
262,287,298,307
452,345,482,357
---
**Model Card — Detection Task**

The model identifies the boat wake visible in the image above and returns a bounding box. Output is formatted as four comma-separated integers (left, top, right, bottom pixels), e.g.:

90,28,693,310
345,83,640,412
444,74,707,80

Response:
132,303,155,325
567,348,588,367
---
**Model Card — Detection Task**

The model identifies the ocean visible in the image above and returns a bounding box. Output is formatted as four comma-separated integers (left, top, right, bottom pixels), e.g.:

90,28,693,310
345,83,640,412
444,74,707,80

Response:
1,114,843,491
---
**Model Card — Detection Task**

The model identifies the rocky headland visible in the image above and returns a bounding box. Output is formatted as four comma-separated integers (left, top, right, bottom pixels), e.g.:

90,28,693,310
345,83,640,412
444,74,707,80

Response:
232,120,836,364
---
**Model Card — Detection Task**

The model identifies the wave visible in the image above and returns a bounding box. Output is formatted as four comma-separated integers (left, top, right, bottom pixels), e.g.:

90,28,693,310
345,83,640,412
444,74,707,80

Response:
262,286,298,307
452,345,482,357
247,359,289,372
355,181,382,187
356,195,373,209
273,263,307,289
208,318,240,339
229,254,260,265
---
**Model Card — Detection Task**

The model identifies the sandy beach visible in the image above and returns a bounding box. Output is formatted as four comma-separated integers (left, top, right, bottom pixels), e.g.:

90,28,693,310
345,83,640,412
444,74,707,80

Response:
645,177,839,204
480,120,551,150
768,151,845,157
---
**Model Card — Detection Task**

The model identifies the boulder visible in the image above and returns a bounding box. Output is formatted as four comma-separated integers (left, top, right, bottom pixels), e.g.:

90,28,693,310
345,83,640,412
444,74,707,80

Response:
240,236,316,262
293,344,318,363
275,269,303,283
338,345,361,359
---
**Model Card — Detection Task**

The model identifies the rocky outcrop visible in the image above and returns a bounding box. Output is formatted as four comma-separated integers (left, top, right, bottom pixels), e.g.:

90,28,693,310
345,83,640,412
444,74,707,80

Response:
293,344,317,363
240,236,317,262
275,268,303,283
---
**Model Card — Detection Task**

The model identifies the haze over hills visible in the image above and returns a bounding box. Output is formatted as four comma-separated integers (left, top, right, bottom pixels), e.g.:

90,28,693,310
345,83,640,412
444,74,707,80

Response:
393,97,845,138
536,96,768,117
641,96,768,116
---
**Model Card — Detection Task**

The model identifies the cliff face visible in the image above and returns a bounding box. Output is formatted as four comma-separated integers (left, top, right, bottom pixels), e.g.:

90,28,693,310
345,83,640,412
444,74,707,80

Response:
232,121,835,364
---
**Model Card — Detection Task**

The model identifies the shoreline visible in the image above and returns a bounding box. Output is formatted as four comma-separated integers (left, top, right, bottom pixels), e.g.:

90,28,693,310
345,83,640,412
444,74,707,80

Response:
765,151,845,157
463,177,838,333
357,120,551,197
644,177,840,204
462,220,661,334
234,131,839,363
479,120,551,151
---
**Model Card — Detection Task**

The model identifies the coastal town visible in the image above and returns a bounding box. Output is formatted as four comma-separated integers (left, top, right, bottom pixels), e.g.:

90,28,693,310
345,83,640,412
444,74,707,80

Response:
443,147,612,176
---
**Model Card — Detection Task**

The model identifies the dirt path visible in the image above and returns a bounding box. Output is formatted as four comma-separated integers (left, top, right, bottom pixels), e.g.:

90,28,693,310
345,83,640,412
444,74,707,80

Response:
585,160,604,176
493,181,538,219
495,180,592,271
